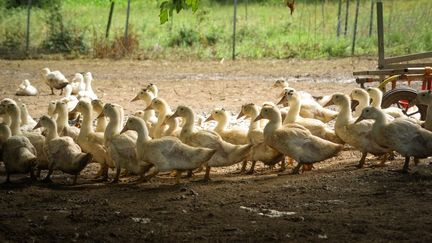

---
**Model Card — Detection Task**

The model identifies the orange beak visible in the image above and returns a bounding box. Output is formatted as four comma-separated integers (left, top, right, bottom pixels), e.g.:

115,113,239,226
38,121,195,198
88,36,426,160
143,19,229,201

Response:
205,115,214,122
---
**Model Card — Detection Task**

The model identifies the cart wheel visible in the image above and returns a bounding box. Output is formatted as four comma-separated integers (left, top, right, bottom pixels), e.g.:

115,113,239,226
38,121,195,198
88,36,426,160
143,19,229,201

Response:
381,87,427,120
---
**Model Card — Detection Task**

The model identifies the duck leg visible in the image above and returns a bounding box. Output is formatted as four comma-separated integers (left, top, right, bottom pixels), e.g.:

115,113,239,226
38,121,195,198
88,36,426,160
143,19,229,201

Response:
402,156,411,173
4,173,10,184
203,166,211,182
291,163,302,174
112,166,121,184
414,157,420,165
356,152,368,168
143,166,159,182
73,174,78,185
246,161,257,174
375,153,389,167
43,164,54,183
278,160,286,172
30,167,37,182
50,87,54,95
175,170,182,184
239,161,247,173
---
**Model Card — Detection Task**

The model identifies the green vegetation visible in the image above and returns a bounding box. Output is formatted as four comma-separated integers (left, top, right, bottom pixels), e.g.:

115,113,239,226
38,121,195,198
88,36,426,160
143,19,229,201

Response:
0,0,431,60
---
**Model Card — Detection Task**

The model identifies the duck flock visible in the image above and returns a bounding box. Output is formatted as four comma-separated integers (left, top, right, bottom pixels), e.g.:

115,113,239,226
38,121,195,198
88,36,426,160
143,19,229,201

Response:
1,68,432,185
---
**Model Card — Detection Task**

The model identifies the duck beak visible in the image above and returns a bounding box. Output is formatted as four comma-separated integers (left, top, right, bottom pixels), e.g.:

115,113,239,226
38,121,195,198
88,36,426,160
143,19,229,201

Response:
33,120,42,130
144,104,153,111
169,111,179,120
120,126,128,134
277,90,286,98
70,105,78,114
97,111,105,119
323,99,334,107
277,96,286,106
253,114,263,122
354,115,364,124
205,115,214,122
236,110,244,120
131,95,140,102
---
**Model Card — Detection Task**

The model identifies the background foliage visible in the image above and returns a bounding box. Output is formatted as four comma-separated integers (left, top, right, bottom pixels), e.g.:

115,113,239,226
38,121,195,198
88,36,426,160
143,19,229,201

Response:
0,0,431,59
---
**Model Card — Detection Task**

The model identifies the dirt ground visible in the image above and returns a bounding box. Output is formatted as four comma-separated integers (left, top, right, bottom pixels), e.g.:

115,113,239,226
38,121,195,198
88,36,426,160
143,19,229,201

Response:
1,58,432,242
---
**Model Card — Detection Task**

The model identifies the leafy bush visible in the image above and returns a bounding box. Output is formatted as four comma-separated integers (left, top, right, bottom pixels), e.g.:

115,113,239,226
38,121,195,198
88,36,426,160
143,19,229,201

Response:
3,0,61,8
1,27,24,50
41,3,87,53
92,26,140,59
169,27,200,47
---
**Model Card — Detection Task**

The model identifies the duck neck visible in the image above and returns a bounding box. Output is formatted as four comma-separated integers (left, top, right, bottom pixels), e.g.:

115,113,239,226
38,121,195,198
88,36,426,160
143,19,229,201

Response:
371,110,388,133
180,110,195,138
20,106,29,125
215,113,228,133
0,125,11,144
371,92,382,108
45,120,59,141
247,108,260,131
105,109,121,142
284,96,301,124
78,108,93,138
136,120,151,147
264,111,282,136
8,104,22,135
56,107,69,134
165,118,178,135
335,99,353,127
1,114,11,126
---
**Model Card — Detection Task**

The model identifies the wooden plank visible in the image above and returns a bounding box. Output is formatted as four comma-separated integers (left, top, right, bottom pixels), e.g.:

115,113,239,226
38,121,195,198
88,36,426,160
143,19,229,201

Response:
353,68,427,76
383,63,432,69
383,52,432,64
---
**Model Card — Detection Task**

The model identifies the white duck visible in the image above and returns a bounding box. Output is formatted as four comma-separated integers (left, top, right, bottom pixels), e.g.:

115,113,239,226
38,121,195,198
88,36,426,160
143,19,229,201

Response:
71,100,111,180
53,100,79,140
98,103,149,183
47,100,58,121
19,103,37,132
278,88,337,123
237,103,284,173
326,93,390,168
0,123,38,183
145,97,172,138
131,88,158,132
0,98,17,126
16,79,38,96
34,115,92,185
356,106,432,172
41,68,69,95
0,102,48,176
162,114,181,137
170,105,252,181
60,84,79,112
278,89,343,144
91,99,107,133
350,88,370,118
206,108,248,145
412,90,432,131
70,73,85,95
255,105,343,174
121,116,216,184
367,87,406,118
77,72,98,100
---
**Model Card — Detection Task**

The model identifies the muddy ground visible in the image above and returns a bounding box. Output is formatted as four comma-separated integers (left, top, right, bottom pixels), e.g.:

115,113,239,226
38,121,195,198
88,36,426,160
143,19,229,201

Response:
1,58,432,242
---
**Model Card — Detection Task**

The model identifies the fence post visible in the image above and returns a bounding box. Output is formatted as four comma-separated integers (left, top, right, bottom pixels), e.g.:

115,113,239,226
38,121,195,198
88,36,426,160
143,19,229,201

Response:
351,0,360,55
25,0,32,54
344,0,350,36
232,0,238,60
124,0,131,47
336,0,342,37
106,1,115,38
377,0,385,69
368,0,374,36
245,0,248,22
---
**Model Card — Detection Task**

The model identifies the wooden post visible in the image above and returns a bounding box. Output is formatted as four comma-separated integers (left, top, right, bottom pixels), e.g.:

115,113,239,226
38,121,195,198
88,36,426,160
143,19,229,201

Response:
232,0,238,60
344,0,350,36
368,0,374,36
351,0,360,55
336,0,342,37
25,0,32,53
377,0,385,69
124,0,131,47
106,1,115,38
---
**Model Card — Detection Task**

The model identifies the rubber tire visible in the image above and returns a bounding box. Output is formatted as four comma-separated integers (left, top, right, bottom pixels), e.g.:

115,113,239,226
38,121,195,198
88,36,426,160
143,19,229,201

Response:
381,87,427,120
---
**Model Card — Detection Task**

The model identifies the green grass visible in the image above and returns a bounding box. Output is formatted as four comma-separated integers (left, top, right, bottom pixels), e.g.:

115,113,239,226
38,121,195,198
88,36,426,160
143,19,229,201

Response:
0,0,431,59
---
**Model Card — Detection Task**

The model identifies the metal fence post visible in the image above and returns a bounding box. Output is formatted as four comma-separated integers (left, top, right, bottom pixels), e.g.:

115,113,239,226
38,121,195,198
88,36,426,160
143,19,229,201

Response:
368,0,374,36
377,0,385,69
25,0,32,53
124,0,131,47
344,0,350,36
106,1,115,38
232,0,238,60
351,0,360,55
337,0,342,37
